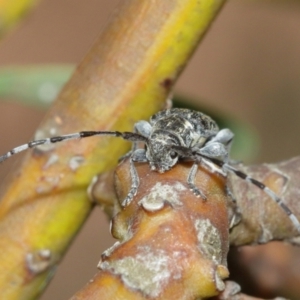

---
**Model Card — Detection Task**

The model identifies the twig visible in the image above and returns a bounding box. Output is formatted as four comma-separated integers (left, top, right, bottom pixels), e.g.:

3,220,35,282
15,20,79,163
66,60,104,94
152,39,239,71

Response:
71,159,230,299
228,156,300,245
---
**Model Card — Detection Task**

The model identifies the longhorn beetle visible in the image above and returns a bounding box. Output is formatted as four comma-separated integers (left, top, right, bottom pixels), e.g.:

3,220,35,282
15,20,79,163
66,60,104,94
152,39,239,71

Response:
1,108,300,232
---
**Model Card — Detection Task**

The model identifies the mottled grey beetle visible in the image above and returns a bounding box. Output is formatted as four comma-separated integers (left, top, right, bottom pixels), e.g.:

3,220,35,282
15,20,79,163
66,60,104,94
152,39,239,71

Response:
1,108,300,231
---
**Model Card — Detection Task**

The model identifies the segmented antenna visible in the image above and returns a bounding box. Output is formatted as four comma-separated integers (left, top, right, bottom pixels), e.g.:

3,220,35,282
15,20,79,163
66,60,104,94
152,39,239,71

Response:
208,158,300,233
0,131,147,163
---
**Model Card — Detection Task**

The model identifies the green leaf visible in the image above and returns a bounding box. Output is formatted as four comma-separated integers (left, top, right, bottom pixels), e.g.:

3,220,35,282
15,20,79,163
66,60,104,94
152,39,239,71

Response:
0,65,74,108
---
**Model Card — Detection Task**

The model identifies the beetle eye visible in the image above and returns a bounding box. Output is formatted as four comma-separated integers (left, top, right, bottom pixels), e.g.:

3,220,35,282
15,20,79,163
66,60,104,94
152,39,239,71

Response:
170,151,178,159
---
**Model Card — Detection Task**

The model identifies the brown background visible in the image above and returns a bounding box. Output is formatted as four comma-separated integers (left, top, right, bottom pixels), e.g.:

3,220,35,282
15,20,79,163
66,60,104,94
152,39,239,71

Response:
0,0,300,299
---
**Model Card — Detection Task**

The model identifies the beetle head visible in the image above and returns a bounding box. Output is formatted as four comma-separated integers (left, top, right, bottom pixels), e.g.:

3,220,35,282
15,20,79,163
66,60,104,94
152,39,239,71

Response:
146,134,179,173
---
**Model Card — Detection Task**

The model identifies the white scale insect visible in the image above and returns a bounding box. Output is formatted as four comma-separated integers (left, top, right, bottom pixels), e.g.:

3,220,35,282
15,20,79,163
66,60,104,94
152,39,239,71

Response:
1,108,300,232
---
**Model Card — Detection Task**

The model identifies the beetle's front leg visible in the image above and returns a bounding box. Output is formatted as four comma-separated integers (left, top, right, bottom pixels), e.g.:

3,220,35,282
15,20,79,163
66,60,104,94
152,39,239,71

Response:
122,149,148,207
187,161,207,200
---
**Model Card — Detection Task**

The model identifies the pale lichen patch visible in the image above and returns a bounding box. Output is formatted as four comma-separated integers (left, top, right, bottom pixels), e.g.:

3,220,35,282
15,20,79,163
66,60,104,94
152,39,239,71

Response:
26,249,53,275
35,173,64,194
34,127,58,152
43,154,59,169
194,218,222,264
139,182,186,212
99,246,183,297
69,155,85,171
258,225,273,243
99,241,122,262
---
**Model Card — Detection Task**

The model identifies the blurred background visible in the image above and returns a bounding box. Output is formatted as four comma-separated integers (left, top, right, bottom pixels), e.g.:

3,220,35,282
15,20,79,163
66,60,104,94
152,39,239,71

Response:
0,0,300,299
